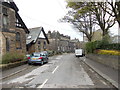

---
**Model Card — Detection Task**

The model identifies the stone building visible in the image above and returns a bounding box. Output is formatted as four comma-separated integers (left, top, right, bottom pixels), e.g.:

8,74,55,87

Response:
47,30,81,53
26,27,49,54
0,1,29,55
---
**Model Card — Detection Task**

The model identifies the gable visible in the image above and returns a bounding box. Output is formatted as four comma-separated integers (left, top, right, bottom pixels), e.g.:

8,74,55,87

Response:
26,27,49,45
2,1,29,34
39,30,45,38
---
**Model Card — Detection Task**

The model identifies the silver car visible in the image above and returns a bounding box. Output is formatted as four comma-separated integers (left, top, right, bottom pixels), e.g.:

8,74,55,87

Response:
27,52,48,65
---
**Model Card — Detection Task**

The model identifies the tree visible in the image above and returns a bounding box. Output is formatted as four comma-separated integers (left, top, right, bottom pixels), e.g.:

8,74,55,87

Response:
60,2,116,41
60,2,96,41
93,2,115,37
98,1,120,27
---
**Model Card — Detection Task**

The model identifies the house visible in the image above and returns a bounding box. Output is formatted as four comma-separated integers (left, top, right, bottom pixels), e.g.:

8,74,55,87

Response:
26,27,49,54
47,31,70,52
47,30,80,53
70,38,81,49
0,1,29,55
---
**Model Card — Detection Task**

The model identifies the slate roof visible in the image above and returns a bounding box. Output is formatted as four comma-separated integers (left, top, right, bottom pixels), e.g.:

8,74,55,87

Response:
26,27,49,45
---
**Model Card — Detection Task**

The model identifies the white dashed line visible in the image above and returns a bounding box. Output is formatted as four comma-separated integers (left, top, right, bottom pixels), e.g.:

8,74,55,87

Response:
52,66,59,74
37,79,48,88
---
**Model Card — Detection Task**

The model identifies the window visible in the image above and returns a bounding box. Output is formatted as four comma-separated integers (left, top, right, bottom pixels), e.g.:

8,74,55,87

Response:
16,32,21,49
2,8,8,29
3,15,8,29
16,32,20,41
38,41,41,44
44,41,46,45
2,8,7,15
6,38,9,51
43,41,46,49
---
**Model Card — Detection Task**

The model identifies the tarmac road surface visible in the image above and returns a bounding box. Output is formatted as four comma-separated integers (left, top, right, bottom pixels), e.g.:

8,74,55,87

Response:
1,53,116,89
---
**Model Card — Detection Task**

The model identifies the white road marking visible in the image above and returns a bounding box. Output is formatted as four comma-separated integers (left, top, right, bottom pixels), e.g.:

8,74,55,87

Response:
100,80,107,85
37,79,48,88
52,66,59,74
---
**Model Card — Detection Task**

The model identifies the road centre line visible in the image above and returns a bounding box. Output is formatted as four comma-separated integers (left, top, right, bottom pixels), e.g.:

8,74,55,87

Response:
52,66,59,74
37,79,48,88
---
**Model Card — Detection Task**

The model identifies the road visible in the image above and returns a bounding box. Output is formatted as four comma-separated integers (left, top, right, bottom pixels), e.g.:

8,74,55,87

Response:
1,53,116,89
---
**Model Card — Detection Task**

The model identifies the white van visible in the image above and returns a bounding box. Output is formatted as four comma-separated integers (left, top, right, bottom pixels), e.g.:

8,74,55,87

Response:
75,49,84,57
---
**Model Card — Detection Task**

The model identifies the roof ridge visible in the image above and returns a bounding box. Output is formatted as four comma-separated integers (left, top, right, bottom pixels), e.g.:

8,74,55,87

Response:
29,27,42,30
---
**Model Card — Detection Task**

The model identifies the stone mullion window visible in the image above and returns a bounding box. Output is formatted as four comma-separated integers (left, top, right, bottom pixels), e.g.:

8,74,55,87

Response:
6,38,9,51
16,32,22,49
2,7,9,29
43,41,46,50
38,41,41,51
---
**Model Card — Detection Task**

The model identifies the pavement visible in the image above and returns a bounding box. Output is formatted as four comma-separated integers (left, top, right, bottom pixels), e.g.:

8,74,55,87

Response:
82,57,119,89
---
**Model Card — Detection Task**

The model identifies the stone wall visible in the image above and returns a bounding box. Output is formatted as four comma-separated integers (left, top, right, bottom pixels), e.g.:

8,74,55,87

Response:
86,54,120,70
2,32,16,55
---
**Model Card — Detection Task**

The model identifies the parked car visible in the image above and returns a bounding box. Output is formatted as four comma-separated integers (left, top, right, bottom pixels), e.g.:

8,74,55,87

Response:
27,52,48,65
75,49,85,57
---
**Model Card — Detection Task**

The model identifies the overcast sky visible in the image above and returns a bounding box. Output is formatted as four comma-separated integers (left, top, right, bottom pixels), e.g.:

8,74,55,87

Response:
14,0,118,41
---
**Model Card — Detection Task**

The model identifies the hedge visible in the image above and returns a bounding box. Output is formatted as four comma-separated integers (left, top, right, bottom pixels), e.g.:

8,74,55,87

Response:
2,52,27,64
100,43,120,50
85,40,120,53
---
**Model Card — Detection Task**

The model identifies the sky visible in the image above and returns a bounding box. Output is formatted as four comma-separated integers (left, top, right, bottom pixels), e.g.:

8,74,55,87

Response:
14,0,119,41
14,0,83,41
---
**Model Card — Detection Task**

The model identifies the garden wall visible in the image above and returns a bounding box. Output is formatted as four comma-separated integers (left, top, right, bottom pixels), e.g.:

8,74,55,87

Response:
86,54,120,70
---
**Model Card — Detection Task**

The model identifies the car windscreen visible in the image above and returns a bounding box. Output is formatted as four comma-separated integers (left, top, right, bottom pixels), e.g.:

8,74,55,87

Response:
31,53,40,57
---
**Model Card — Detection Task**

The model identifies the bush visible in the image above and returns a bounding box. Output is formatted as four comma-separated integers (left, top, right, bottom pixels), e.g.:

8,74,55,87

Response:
85,39,120,54
100,43,120,50
85,41,102,53
97,50,120,56
2,52,26,64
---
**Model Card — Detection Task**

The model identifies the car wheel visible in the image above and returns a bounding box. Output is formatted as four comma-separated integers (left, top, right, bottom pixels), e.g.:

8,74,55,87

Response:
41,60,44,65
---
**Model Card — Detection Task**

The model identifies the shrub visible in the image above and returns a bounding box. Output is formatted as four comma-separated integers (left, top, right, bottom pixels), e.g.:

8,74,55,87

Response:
85,41,102,53
97,50,120,56
2,52,26,64
85,39,120,54
100,43,120,50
